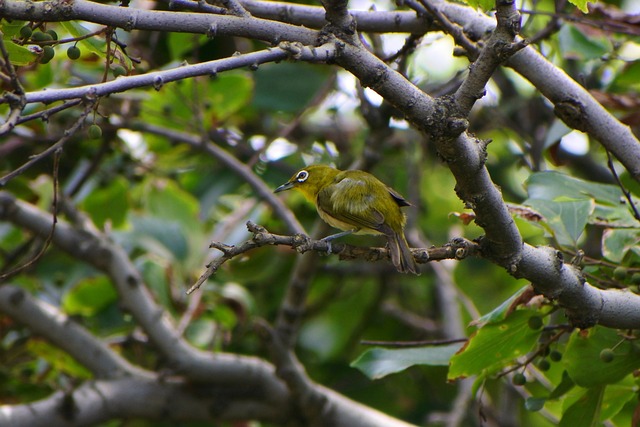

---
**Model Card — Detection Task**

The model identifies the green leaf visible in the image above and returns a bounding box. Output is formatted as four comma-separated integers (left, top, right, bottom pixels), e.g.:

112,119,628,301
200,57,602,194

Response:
185,319,216,348
610,61,640,93
253,62,331,113
130,215,190,261
352,344,463,380
549,370,576,400
141,73,253,128
81,176,129,228
211,74,254,121
27,340,92,379
525,198,594,247
62,276,118,316
0,20,37,65
559,24,609,59
602,229,640,263
525,171,622,206
473,284,530,326
559,386,604,427
564,327,640,388
167,33,208,59
460,0,494,11
2,40,38,66
145,179,199,224
566,0,589,13
600,384,637,421
448,310,540,380
0,20,27,37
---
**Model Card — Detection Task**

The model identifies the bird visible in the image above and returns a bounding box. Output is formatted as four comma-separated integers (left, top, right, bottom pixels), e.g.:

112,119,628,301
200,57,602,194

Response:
274,164,419,274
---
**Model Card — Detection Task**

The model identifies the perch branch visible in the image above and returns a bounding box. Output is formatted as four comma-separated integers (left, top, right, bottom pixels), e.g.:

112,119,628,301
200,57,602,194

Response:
187,221,479,294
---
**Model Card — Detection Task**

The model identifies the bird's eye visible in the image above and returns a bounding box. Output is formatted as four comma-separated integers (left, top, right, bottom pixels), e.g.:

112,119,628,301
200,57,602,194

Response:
296,170,309,182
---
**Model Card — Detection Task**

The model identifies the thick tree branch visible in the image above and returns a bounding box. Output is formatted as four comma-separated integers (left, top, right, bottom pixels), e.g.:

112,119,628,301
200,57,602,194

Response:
0,285,144,379
0,0,318,45
0,376,291,427
317,0,640,329
435,0,640,181
517,245,640,329
0,192,429,426
239,0,433,33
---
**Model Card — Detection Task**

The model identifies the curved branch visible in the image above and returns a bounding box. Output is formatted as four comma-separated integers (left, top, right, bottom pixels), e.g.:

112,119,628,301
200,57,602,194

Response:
0,285,144,379
0,376,290,427
436,0,640,181
318,3,640,329
0,192,429,426
518,245,640,329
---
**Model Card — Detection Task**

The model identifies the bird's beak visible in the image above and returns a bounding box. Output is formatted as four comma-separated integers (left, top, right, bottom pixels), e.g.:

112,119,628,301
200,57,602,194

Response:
274,181,295,193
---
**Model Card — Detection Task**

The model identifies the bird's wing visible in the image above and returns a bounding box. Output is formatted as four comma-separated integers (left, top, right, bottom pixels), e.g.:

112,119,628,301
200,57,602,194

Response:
387,186,411,207
317,177,385,231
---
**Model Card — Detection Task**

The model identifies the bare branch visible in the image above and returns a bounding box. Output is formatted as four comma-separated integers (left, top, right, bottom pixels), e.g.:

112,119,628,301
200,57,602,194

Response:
16,43,336,105
239,0,433,33
0,36,26,136
0,0,318,45
453,0,526,115
0,285,146,378
188,221,477,294
436,1,640,181
0,102,95,187
0,375,291,427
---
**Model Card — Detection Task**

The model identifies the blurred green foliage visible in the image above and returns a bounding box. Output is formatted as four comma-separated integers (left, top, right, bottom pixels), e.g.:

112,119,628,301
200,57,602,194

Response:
2,0,640,425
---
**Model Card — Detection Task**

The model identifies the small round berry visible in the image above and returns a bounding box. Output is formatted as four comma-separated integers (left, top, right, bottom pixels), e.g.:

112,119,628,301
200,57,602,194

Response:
613,267,627,281
67,46,81,60
32,31,53,42
40,46,55,64
549,350,562,362
512,373,527,386
88,124,103,139
45,29,58,40
600,348,614,363
528,316,544,330
20,26,33,39
537,359,550,371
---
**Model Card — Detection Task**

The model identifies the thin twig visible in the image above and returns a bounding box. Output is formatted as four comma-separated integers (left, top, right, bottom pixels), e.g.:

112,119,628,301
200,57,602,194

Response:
0,150,61,280
417,0,480,60
360,337,468,347
187,221,479,294
14,100,83,126
0,102,96,187
0,36,26,136
606,149,640,222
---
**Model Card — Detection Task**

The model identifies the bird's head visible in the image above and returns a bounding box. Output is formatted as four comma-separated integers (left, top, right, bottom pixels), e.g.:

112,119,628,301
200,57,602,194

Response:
274,165,339,202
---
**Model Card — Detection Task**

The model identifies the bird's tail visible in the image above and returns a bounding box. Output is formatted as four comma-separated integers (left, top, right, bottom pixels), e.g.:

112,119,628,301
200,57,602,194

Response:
388,231,419,275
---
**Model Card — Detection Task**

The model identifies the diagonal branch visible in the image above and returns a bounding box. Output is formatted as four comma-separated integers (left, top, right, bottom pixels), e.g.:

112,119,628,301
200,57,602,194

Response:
318,0,640,330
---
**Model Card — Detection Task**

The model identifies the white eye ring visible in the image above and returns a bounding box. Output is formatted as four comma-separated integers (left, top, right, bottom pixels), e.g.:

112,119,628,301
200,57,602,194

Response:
296,170,309,182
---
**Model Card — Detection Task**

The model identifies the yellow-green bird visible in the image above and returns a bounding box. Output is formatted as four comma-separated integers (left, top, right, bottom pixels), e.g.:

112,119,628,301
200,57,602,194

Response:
274,165,419,274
